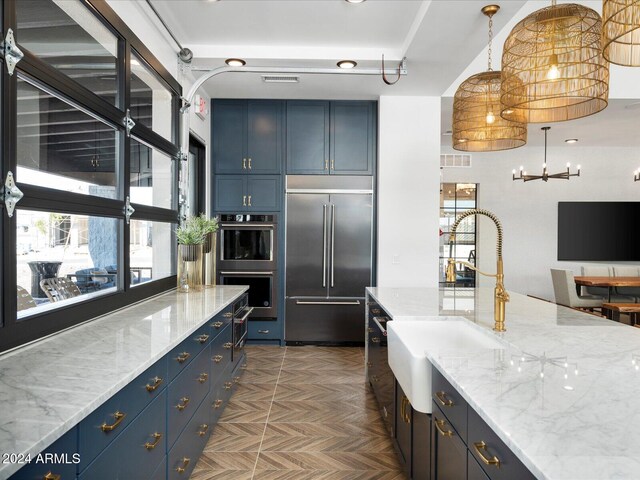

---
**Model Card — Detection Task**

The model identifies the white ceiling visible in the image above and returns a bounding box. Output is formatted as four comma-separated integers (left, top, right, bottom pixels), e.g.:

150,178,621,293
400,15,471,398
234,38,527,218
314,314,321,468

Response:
148,0,640,147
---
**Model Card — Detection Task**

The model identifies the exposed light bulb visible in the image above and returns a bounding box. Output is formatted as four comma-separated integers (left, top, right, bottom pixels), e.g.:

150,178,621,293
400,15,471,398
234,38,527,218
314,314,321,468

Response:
486,111,496,124
547,53,560,80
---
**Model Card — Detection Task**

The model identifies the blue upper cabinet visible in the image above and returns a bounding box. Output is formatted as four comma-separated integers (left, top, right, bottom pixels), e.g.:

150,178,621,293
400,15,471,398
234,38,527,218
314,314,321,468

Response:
331,101,375,175
286,101,330,174
213,100,283,175
286,100,375,175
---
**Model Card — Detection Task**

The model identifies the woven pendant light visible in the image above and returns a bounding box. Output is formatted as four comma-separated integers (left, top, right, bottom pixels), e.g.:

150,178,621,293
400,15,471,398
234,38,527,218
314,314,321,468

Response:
603,0,640,66
453,5,527,152
501,1,609,123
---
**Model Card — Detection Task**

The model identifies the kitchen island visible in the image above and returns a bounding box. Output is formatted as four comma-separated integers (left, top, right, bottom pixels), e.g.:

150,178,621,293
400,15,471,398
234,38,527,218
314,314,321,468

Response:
0,286,248,480
367,286,640,480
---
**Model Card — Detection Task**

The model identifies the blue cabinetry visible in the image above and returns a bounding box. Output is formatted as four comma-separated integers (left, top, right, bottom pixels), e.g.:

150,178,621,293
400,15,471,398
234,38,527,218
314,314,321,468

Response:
286,101,330,174
9,427,78,480
214,174,281,212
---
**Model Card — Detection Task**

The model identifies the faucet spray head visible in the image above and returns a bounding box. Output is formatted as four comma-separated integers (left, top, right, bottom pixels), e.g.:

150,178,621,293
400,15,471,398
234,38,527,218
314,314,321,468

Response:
446,258,457,282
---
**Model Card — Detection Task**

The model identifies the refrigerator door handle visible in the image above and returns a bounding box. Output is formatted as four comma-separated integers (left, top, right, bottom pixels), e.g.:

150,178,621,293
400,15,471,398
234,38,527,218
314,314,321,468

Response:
295,300,361,306
330,204,336,287
322,204,328,287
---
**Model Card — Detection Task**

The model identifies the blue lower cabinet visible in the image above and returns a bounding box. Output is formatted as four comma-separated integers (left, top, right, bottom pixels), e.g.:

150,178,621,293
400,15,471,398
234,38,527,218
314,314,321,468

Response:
168,324,212,381
168,396,211,480
150,456,167,480
247,320,280,341
78,390,167,480
9,427,78,480
78,356,167,469
210,324,232,385
209,306,233,337
167,346,211,448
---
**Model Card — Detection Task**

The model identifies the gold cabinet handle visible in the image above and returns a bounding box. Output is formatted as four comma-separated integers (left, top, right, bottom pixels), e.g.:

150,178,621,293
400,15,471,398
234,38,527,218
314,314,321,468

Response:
435,391,454,407
473,441,501,468
324,159,329,170
367,327,374,333
223,342,233,349
248,158,252,169
176,352,191,364
242,158,247,169
176,397,190,411
196,333,209,344
435,418,454,437
371,337,380,343
248,195,252,207
198,423,209,436
223,312,232,318
145,376,163,392
211,321,224,328
371,308,381,314
243,195,247,206
224,381,232,390
213,354,223,363
213,399,223,408
43,472,61,480
233,376,241,384
366,361,373,367
198,372,209,384
330,159,335,170
400,396,405,421
144,432,163,450
400,396,411,423
176,457,191,474
101,411,126,432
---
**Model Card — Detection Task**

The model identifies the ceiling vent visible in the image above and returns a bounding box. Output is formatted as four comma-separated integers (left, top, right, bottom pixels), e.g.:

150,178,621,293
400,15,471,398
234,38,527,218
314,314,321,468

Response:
440,154,472,168
261,75,299,83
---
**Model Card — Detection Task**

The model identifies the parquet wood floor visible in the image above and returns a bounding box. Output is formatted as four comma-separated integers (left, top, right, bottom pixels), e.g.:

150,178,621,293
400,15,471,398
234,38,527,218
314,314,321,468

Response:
191,345,406,480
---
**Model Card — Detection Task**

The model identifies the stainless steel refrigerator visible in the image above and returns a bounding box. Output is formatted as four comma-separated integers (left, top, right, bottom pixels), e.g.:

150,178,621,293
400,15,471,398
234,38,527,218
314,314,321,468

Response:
285,175,373,343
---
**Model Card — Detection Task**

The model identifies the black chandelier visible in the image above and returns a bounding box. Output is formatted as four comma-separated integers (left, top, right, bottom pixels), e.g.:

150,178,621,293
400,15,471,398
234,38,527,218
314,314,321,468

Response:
512,127,580,182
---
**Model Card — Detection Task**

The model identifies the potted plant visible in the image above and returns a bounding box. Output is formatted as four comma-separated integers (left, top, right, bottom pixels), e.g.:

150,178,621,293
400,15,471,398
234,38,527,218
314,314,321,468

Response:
176,216,206,292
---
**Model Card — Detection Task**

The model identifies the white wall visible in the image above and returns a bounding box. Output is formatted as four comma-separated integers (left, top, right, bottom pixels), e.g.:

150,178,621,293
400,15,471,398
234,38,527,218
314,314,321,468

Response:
442,145,640,300
377,97,441,287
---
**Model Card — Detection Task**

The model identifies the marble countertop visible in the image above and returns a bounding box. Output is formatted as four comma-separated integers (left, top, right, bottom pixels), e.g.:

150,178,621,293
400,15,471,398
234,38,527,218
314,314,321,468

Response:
0,286,247,479
367,286,640,479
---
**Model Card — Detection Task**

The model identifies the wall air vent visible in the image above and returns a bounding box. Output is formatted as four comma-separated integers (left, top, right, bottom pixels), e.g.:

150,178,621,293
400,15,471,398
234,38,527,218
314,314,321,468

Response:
440,154,471,168
261,75,299,83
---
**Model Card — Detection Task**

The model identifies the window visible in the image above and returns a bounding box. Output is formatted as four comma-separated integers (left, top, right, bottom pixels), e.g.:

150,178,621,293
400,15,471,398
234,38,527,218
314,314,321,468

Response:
1,0,183,352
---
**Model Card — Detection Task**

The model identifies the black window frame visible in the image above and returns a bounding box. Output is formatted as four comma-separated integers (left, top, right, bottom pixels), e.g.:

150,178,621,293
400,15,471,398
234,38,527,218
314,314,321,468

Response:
0,0,182,352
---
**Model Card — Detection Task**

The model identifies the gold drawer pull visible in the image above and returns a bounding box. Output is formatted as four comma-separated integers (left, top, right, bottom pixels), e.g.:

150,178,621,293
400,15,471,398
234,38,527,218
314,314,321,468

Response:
145,376,163,392
211,321,224,329
233,376,240,383
366,361,373,367
198,424,209,436
213,399,223,408
371,308,381,314
473,441,501,468
197,334,209,344
400,396,411,423
223,312,233,318
367,327,374,333
43,472,61,480
224,381,232,390
176,457,190,474
198,373,209,384
435,391,454,407
371,337,380,343
223,342,233,349
176,352,191,363
435,418,453,437
144,432,163,450
101,411,126,432
213,354,223,363
176,397,190,411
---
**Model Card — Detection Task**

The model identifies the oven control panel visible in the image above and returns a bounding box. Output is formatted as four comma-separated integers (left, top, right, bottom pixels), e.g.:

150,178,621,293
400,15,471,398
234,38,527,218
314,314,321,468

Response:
219,214,276,223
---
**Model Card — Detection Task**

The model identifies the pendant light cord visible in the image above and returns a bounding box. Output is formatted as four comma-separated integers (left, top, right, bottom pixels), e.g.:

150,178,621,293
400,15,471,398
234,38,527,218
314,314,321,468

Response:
488,13,494,71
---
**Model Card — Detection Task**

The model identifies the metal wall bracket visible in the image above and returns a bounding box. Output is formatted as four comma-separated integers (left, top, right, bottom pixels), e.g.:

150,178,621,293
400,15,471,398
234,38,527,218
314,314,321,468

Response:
0,29,24,76
124,196,135,223
1,171,23,218
124,109,136,136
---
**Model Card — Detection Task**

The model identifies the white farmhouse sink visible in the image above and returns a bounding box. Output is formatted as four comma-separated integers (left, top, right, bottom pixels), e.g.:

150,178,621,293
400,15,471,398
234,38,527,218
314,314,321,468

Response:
387,319,505,413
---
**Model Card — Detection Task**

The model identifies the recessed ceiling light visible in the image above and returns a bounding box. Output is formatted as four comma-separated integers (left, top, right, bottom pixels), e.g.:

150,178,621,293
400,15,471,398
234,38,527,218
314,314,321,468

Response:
565,138,579,144
337,60,357,69
345,0,366,3
225,58,246,67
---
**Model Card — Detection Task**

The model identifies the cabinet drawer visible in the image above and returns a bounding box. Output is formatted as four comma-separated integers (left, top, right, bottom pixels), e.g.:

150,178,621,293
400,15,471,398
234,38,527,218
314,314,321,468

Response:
210,324,232,385
79,391,166,480
168,324,211,381
412,410,431,480
209,305,233,338
433,402,467,480
432,365,468,441
10,427,78,480
168,394,211,480
209,362,234,425
468,407,536,480
168,346,212,448
79,356,167,469
248,320,279,340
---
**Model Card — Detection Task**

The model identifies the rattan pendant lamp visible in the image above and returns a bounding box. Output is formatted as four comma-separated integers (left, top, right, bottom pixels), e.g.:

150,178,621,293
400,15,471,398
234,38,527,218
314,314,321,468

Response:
603,0,640,66
501,1,609,123
452,5,527,152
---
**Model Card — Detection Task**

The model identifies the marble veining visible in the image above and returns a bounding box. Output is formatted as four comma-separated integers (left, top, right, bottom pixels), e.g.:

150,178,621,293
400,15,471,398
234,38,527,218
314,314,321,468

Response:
369,287,640,479
0,286,247,479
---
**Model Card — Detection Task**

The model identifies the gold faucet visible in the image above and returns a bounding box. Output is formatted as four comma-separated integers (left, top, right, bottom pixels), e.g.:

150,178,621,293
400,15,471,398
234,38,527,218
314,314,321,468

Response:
445,208,509,332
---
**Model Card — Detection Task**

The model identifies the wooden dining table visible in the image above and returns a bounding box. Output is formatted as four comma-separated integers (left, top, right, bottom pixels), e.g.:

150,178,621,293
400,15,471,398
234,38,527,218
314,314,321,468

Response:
574,276,640,302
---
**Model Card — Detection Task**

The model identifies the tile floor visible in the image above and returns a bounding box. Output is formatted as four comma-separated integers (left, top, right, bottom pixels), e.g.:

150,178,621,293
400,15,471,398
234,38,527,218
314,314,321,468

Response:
192,345,406,480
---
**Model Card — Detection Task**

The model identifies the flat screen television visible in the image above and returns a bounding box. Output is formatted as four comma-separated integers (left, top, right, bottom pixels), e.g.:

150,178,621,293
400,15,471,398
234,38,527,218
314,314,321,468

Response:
558,202,640,261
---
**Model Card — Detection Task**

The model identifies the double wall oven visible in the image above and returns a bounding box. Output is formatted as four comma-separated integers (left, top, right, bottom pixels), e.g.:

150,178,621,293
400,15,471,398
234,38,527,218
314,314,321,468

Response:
218,214,278,319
